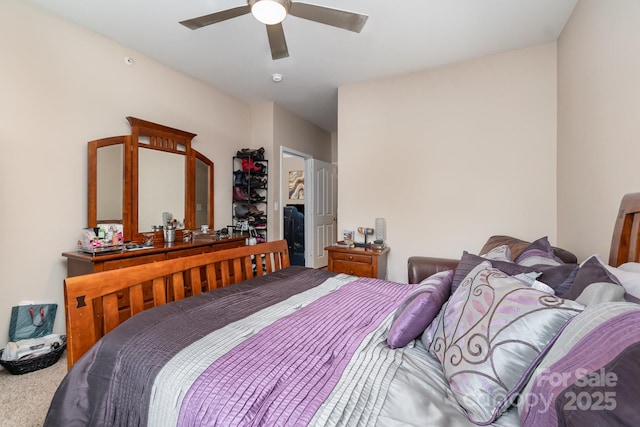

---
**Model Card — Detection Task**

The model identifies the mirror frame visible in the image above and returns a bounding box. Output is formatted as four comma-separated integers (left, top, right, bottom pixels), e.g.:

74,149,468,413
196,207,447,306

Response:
87,117,214,242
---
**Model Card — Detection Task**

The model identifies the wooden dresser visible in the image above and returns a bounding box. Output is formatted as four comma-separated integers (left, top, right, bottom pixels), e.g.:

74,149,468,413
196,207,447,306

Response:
325,246,390,279
62,237,246,277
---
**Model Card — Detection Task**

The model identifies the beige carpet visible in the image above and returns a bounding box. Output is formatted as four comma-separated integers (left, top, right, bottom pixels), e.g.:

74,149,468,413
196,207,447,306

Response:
0,352,67,427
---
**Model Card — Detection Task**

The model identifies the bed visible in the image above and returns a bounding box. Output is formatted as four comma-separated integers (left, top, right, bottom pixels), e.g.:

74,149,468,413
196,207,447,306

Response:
45,195,640,426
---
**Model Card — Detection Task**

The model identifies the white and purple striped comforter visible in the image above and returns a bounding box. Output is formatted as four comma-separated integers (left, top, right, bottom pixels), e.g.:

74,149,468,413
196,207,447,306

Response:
45,267,521,427
150,273,405,426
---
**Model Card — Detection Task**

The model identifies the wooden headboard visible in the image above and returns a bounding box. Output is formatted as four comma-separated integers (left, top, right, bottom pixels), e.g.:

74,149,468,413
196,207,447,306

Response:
609,192,640,266
64,240,290,368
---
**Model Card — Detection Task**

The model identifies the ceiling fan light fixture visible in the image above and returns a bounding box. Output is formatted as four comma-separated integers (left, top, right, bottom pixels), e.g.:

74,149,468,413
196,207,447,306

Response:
250,0,290,25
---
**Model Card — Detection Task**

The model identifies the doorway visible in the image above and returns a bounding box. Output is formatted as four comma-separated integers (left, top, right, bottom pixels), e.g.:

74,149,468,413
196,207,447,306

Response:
279,148,338,268
281,151,306,266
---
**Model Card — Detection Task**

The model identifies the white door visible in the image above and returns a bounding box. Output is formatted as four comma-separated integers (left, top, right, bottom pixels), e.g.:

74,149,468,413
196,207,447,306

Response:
305,159,337,268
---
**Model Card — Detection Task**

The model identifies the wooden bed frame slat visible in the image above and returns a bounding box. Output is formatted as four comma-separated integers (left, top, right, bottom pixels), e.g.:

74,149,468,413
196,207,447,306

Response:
190,268,203,296
220,261,231,286
103,294,119,334
205,264,217,290
130,284,144,316
64,240,290,369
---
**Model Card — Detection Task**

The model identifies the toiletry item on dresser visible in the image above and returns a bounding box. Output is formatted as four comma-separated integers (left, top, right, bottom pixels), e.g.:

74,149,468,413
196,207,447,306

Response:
163,225,176,243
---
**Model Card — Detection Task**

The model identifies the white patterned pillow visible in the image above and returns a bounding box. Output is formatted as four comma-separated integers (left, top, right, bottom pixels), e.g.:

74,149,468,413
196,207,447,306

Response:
427,263,583,424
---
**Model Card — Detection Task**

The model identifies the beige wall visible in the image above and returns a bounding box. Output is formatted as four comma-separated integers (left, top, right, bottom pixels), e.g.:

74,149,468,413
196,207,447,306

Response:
338,43,559,282
0,0,252,343
557,0,640,262
251,103,332,240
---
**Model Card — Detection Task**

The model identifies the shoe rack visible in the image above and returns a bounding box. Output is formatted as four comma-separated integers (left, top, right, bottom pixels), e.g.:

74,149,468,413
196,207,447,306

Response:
232,153,268,243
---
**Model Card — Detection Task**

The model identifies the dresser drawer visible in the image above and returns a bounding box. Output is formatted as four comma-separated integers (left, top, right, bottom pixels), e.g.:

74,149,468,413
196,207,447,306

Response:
329,252,373,264
166,247,212,259
102,254,166,270
332,260,374,277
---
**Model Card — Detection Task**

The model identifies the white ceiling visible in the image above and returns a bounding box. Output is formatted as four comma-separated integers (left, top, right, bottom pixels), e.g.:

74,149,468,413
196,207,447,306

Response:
28,0,577,132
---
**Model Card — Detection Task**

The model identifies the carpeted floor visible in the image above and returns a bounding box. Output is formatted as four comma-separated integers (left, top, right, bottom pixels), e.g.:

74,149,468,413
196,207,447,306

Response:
0,352,67,427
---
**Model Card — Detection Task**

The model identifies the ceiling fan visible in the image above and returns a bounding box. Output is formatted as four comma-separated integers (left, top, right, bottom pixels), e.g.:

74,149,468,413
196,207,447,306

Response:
179,0,368,60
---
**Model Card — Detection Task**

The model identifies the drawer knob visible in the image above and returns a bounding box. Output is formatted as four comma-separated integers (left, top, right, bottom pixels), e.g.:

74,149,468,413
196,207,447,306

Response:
350,270,354,275
349,255,353,260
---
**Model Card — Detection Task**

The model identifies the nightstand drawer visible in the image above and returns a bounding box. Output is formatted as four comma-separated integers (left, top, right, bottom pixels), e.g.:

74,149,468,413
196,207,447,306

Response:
332,260,374,277
329,252,373,264
325,246,390,279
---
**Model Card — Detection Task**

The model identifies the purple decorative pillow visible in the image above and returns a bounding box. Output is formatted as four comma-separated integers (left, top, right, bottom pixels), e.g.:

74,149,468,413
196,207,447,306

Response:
515,236,563,267
562,256,621,300
427,263,583,424
451,251,577,295
387,270,453,349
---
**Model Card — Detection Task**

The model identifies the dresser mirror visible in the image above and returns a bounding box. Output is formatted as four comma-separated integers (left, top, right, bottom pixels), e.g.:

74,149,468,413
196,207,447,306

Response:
88,117,214,241
137,144,185,231
94,138,124,223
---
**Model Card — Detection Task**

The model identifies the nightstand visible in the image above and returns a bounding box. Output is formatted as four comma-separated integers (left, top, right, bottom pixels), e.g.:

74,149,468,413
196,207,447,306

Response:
325,246,390,279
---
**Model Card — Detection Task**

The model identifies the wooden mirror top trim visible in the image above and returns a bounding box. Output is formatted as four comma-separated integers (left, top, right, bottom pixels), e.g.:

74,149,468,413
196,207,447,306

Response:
126,116,197,144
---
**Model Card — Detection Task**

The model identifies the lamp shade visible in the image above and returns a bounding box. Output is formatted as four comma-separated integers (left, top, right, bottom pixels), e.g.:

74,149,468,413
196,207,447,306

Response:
251,0,289,25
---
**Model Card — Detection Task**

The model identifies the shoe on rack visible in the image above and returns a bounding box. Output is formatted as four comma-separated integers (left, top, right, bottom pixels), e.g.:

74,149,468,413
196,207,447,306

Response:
234,205,250,218
248,205,264,215
233,187,249,201
249,177,267,188
253,162,267,174
236,147,265,160
234,170,247,186
250,191,265,202
241,158,268,174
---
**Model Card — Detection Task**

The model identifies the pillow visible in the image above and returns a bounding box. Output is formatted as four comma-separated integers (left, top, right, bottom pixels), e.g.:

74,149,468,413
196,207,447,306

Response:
513,272,555,295
386,270,453,349
602,260,640,299
479,235,578,264
562,256,622,300
479,235,535,260
427,263,583,425
451,251,578,295
514,236,563,267
480,244,512,262
519,303,640,427
575,282,626,306
619,262,640,273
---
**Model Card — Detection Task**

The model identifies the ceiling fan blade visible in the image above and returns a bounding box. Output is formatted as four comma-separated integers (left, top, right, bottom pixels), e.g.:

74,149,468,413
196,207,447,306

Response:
266,23,289,60
289,2,368,33
179,5,251,30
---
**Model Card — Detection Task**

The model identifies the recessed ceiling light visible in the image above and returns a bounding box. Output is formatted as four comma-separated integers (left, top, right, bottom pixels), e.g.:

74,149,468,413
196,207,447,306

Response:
272,73,284,83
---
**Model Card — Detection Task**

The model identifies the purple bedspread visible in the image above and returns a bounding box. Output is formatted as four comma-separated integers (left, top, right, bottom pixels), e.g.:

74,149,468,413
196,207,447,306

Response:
177,279,406,426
